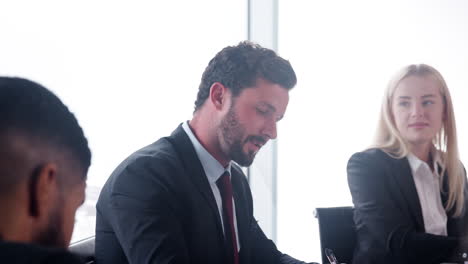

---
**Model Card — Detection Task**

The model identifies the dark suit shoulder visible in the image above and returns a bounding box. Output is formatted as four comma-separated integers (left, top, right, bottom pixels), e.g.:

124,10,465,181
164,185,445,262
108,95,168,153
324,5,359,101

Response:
110,137,184,181
0,241,83,264
348,148,405,173
97,136,187,210
123,137,181,170
348,148,395,163
346,148,406,192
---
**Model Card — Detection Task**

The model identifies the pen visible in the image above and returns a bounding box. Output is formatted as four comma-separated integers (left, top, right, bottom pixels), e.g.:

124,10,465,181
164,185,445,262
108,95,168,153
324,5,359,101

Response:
325,248,339,264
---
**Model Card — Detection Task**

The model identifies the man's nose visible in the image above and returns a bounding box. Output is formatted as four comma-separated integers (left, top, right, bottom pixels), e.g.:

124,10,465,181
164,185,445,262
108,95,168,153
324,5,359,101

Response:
262,120,277,140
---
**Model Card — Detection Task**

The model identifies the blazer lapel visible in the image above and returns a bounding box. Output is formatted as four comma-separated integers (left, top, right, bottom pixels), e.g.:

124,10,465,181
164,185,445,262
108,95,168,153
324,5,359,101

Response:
168,124,225,239
440,171,463,236
440,171,449,212
231,166,249,263
392,156,425,230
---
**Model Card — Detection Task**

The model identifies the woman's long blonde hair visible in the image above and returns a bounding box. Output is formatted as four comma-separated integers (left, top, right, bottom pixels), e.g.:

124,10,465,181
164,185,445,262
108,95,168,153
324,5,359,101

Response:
373,64,465,216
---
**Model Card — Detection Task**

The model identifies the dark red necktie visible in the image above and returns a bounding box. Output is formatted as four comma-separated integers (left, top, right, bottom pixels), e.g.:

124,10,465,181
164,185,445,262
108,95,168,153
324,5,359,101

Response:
217,171,239,264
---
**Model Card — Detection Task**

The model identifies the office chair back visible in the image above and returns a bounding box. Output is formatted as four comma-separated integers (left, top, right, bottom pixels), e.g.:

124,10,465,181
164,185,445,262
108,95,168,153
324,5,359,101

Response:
69,236,95,264
314,206,356,264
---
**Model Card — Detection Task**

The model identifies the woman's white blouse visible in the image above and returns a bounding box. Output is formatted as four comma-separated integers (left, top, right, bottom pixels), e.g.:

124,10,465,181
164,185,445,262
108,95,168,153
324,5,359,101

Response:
407,151,447,236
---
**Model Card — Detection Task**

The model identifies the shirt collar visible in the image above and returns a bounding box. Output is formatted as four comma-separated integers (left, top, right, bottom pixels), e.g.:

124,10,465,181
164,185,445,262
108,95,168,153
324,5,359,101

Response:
407,147,444,176
182,121,231,183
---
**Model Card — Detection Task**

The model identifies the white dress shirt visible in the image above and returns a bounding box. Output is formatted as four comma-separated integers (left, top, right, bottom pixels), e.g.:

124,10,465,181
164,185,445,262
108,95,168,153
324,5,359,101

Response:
182,121,241,250
407,150,447,236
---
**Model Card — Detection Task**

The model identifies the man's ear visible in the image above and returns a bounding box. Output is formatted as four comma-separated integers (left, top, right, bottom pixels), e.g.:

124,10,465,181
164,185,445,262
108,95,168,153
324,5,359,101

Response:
28,163,59,219
209,82,229,110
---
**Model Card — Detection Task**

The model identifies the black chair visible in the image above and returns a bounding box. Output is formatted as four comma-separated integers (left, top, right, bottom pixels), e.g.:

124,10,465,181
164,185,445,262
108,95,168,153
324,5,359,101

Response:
314,206,356,264
69,236,95,264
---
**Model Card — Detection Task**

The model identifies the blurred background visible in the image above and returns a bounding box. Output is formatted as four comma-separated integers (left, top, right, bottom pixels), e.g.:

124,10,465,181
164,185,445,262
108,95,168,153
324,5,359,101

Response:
1,0,468,262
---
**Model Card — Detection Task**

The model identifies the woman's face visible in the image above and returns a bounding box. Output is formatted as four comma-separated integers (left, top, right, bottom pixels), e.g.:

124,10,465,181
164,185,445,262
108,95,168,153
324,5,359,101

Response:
391,75,445,148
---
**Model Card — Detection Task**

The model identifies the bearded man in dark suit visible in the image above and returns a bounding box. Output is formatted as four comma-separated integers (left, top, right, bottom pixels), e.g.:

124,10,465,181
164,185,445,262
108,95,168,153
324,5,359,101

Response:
96,41,314,264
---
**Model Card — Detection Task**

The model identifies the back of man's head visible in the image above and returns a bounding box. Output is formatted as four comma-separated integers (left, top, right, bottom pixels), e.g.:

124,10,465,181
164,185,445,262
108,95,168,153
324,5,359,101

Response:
0,77,91,248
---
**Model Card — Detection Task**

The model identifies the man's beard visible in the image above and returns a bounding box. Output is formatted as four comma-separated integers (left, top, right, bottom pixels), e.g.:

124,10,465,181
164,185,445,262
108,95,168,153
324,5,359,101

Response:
219,104,266,167
33,201,66,248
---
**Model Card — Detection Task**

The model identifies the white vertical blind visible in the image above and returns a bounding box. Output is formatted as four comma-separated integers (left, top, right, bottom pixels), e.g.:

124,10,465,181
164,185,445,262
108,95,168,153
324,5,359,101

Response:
248,0,279,241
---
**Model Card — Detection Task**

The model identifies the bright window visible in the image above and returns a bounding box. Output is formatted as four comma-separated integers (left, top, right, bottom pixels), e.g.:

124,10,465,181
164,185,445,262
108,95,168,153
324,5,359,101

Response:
277,0,468,261
3,2,468,261
0,0,247,243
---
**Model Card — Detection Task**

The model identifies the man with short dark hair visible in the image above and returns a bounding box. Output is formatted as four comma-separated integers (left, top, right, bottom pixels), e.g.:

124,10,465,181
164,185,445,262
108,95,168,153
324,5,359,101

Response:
0,77,91,263
96,41,313,264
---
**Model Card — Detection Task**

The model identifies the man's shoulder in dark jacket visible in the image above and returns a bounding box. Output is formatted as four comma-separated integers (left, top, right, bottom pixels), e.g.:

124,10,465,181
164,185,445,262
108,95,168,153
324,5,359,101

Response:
0,241,83,264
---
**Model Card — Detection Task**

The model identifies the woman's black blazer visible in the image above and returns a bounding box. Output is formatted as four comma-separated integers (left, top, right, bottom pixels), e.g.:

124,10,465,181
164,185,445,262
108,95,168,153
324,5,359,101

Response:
347,148,468,264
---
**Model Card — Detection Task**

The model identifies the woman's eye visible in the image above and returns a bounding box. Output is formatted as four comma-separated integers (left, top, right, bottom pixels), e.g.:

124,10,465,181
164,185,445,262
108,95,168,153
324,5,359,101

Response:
423,100,434,106
398,101,410,107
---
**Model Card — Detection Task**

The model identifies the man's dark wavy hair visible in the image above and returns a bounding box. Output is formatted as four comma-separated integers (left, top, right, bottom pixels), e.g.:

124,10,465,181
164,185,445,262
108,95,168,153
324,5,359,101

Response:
194,41,297,112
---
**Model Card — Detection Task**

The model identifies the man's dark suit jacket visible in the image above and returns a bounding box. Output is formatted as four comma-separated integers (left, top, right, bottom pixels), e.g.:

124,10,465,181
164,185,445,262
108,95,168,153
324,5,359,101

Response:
347,148,468,264
95,125,305,264
0,241,83,264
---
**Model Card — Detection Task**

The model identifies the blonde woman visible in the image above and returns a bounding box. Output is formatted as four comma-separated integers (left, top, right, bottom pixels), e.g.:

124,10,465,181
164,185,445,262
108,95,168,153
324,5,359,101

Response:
347,64,468,264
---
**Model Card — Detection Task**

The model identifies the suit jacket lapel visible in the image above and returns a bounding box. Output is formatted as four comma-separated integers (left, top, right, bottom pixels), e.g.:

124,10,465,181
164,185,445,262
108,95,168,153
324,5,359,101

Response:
168,124,225,239
392,156,425,231
440,171,463,236
230,166,250,263
440,173,456,235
